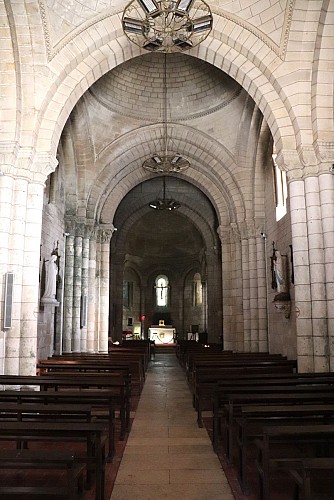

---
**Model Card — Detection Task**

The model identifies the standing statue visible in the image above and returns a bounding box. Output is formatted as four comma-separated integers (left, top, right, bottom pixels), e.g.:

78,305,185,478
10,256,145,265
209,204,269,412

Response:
42,253,58,299
272,249,289,294
274,250,284,292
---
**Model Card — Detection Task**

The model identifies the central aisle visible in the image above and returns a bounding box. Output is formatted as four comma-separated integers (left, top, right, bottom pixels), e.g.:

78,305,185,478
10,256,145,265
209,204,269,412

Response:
110,353,234,499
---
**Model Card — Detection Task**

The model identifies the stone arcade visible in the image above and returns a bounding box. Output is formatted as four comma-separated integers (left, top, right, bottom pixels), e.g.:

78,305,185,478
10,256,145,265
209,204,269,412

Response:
0,1,333,375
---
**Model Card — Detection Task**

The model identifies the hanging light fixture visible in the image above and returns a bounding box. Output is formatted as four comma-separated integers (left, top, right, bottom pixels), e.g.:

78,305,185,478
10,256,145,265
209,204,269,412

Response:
149,176,181,210
142,53,190,173
122,0,213,53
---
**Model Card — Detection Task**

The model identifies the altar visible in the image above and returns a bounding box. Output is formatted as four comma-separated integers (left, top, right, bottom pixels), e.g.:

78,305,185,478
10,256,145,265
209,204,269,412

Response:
148,325,176,344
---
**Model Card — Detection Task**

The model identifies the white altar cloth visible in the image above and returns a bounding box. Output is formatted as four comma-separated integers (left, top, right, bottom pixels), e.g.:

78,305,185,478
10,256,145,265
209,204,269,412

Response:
149,327,176,344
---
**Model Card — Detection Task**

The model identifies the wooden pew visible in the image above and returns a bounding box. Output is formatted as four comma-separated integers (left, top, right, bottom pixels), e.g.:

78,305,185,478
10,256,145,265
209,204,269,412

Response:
0,373,129,440
186,351,288,375
0,421,107,500
193,364,298,427
0,390,116,459
60,349,148,375
189,357,297,382
276,457,334,500
213,389,334,460
38,358,144,394
236,403,334,494
254,424,334,500
0,449,85,499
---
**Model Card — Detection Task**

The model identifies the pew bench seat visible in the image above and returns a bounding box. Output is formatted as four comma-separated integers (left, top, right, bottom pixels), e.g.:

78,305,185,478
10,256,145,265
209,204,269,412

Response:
0,449,85,499
254,424,334,500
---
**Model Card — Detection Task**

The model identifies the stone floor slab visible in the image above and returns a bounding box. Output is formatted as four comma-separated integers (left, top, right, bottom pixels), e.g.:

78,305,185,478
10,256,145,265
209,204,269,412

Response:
109,354,233,500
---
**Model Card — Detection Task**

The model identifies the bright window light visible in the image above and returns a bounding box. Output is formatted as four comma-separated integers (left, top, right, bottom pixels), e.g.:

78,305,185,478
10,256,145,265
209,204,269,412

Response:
273,154,287,221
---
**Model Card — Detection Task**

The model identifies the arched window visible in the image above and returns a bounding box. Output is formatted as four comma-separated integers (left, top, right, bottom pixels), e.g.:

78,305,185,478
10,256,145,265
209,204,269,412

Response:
193,273,202,306
272,153,287,221
155,275,169,307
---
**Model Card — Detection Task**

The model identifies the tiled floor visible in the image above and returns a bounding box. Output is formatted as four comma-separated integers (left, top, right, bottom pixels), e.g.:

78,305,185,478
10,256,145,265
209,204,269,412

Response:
110,353,234,500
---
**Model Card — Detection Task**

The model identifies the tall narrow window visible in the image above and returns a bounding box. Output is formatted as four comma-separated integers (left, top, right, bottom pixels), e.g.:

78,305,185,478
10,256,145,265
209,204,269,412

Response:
123,281,133,308
192,273,202,306
273,154,287,221
155,275,169,307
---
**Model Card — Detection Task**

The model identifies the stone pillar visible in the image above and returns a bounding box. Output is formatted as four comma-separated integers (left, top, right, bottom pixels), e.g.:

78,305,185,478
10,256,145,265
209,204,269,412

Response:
257,234,268,352
305,176,329,371
0,173,14,375
219,227,232,349
319,173,334,369
288,178,313,371
80,229,90,352
284,151,334,372
72,229,83,352
98,228,113,352
87,228,97,352
248,230,259,352
241,234,251,352
3,176,25,376
201,280,207,336
231,224,243,351
0,152,57,375
63,233,74,352
19,181,45,375
205,251,222,343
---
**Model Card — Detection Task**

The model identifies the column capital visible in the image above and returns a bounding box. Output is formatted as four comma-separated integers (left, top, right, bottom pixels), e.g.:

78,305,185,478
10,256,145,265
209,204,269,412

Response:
0,141,19,175
0,146,58,184
230,222,241,243
276,145,334,180
216,225,230,243
75,223,86,239
239,220,256,240
314,140,334,173
98,224,117,244
30,152,58,184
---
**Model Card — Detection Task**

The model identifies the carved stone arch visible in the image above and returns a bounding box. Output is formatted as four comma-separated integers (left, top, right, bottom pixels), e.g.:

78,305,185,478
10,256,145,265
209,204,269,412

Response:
87,125,246,228
34,14,297,169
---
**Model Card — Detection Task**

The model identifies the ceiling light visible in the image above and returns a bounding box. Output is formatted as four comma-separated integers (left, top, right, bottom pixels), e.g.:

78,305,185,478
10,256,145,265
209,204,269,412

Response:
149,176,181,211
122,0,212,53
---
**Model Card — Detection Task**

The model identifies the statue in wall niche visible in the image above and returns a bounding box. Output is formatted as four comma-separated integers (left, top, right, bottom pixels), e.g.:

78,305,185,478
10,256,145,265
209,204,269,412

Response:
271,243,291,317
271,243,288,294
42,253,58,300
274,250,285,293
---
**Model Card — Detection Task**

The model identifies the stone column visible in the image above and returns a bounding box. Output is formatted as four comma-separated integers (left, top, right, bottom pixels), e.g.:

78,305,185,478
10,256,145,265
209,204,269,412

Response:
19,181,45,375
87,227,97,352
63,233,75,353
278,149,315,371
219,226,232,349
288,177,313,371
0,152,57,375
305,176,329,371
98,228,113,352
80,228,90,352
95,236,102,351
72,228,83,352
319,172,334,369
201,280,207,336
241,228,251,352
205,251,222,343
231,224,243,351
3,176,24,376
256,233,268,352
248,228,259,352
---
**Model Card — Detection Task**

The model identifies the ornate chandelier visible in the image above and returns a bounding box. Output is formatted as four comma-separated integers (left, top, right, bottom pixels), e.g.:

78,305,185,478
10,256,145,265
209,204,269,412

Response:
122,0,213,53
142,53,190,173
149,176,181,210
